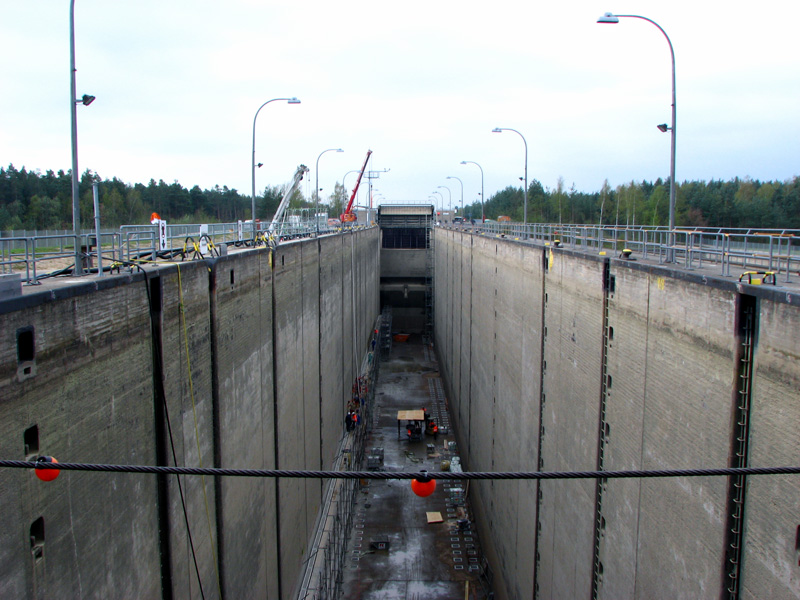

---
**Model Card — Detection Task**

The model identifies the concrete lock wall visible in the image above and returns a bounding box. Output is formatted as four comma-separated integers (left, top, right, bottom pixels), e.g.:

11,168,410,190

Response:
435,230,543,600
0,227,380,600
742,296,800,599
434,229,800,600
0,273,161,600
209,248,277,599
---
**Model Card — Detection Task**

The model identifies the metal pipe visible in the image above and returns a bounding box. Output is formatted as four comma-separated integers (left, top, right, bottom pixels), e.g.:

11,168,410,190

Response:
92,183,102,276
69,0,81,276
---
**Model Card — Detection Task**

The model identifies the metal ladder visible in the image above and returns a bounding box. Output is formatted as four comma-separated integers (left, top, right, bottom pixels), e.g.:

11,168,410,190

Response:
591,263,613,600
725,297,756,599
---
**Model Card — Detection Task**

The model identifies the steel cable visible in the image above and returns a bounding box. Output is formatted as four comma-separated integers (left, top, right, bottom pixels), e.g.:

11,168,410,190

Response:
5,460,799,481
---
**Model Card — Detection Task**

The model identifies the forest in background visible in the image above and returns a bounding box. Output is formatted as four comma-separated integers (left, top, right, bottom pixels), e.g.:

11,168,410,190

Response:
1,164,799,231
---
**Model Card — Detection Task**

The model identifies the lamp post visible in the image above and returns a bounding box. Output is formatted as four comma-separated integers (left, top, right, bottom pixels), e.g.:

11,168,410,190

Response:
446,176,463,215
597,12,676,258
315,148,344,235
251,97,300,238
437,185,451,212
342,169,360,192
460,160,485,222
432,191,444,214
70,0,96,276
492,127,528,229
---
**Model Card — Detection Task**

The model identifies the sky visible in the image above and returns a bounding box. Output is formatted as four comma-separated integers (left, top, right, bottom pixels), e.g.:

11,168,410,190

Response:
2,0,799,211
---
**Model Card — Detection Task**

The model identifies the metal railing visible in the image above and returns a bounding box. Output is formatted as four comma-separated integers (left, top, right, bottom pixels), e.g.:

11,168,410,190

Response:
4,221,796,286
445,222,799,284
0,219,378,285
0,231,122,284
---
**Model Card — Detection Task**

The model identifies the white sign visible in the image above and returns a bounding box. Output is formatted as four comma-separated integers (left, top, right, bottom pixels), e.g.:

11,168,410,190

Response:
199,224,208,256
237,220,243,242
158,220,168,251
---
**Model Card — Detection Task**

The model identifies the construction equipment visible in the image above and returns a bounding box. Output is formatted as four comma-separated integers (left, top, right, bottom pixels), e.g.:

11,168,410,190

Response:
267,165,310,242
340,150,372,224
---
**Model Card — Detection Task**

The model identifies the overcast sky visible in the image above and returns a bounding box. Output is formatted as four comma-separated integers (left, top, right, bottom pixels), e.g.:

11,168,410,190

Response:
3,0,799,210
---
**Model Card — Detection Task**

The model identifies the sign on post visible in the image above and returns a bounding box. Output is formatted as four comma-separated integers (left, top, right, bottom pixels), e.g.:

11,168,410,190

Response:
199,224,208,256
158,220,168,252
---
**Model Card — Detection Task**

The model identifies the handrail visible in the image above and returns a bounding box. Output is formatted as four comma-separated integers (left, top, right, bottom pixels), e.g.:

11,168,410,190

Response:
439,222,798,284
1,221,378,283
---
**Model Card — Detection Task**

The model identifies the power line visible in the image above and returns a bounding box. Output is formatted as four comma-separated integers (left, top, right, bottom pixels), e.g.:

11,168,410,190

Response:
4,460,800,481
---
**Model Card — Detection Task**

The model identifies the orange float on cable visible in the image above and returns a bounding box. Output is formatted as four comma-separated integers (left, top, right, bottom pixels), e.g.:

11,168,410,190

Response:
411,470,436,497
35,456,60,482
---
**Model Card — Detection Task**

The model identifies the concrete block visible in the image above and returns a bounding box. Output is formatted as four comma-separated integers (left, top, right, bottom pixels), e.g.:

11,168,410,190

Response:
0,273,21,300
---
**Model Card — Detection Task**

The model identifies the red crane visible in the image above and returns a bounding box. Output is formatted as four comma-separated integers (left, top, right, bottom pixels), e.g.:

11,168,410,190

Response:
340,150,373,223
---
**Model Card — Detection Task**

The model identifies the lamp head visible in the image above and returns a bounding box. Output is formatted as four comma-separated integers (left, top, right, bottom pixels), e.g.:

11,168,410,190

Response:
492,127,502,133
460,160,467,164
657,123,669,132
287,97,301,104
336,148,344,152
597,12,620,23
79,94,96,106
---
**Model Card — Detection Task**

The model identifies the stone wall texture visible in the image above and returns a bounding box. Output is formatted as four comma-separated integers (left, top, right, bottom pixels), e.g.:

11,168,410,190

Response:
2,224,798,600
434,229,800,600
0,227,379,600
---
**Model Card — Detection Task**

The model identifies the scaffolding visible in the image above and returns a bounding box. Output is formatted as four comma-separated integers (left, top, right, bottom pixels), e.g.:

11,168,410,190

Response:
424,218,434,345
379,306,393,358
295,316,385,600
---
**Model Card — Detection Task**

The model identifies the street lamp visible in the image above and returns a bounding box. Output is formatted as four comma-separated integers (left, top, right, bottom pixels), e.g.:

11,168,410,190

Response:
70,0,96,276
460,160,485,222
315,148,344,235
342,169,360,191
492,127,528,229
437,185,451,211
431,191,444,213
598,12,676,257
446,176,463,215
251,96,300,237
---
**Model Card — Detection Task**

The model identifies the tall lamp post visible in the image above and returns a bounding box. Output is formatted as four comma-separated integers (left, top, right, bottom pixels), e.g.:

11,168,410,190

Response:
315,148,344,235
432,191,444,214
492,127,528,229
597,12,676,258
460,160,485,222
437,185,451,211
446,176,463,215
342,170,360,192
70,0,96,276
251,97,300,237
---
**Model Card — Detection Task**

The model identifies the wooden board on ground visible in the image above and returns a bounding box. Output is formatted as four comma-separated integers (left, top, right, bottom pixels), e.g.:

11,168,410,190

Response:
426,512,443,524
398,409,425,421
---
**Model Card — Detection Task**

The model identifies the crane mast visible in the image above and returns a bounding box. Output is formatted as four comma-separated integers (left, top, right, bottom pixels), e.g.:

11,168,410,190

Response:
268,164,310,235
340,150,373,223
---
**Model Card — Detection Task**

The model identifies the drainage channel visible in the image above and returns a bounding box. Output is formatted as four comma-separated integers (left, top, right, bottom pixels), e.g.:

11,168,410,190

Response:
340,333,492,599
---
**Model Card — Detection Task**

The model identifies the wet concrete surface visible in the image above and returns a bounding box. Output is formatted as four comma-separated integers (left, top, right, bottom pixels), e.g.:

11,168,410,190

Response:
341,334,490,600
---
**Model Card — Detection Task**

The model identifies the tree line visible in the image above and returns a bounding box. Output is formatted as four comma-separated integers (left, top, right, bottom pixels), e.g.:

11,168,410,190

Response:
0,165,319,231
461,175,800,230
2,164,798,231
